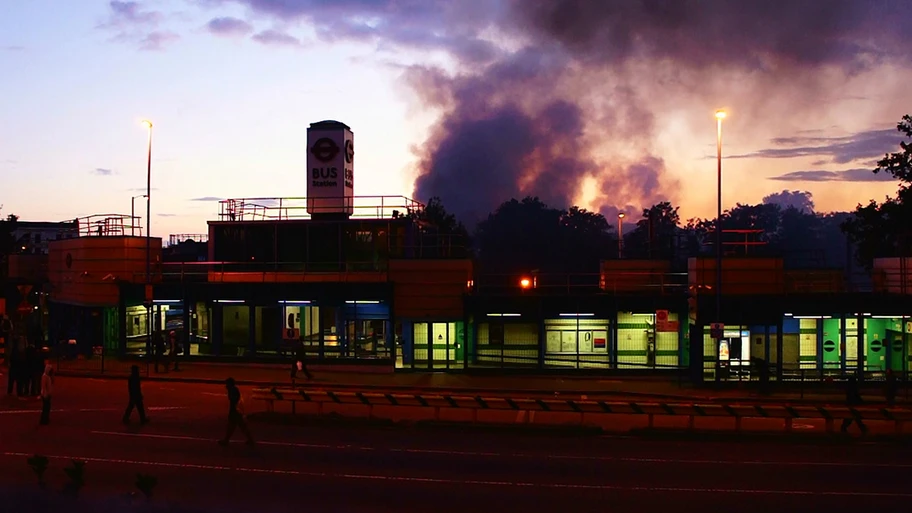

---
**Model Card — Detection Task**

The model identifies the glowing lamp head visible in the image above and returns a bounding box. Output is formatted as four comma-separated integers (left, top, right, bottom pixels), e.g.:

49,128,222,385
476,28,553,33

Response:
519,277,532,289
141,119,153,129
715,110,727,120
618,212,625,219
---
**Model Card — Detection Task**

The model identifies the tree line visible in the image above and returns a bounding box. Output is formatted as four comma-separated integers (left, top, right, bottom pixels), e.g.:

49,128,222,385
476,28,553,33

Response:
420,114,912,277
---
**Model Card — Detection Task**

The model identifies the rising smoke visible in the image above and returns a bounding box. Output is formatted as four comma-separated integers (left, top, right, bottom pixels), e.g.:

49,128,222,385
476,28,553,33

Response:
409,0,912,225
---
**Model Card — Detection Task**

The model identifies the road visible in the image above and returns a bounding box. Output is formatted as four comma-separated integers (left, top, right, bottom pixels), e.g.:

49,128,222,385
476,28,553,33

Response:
1,377,910,512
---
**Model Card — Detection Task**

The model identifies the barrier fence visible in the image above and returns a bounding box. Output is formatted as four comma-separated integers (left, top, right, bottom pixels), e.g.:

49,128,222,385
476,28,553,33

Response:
252,387,912,434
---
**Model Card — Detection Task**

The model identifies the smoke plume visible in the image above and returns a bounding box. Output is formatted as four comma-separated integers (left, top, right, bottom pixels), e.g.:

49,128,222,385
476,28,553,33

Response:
223,0,912,224
407,0,912,224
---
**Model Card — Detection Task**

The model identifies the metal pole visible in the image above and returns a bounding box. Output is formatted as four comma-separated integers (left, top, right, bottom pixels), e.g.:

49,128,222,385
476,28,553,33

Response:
716,115,723,326
618,213,625,259
131,197,135,237
145,123,153,359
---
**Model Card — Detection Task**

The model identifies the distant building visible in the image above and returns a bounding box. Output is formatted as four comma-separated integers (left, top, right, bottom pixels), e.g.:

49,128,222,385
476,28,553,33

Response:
13,220,78,255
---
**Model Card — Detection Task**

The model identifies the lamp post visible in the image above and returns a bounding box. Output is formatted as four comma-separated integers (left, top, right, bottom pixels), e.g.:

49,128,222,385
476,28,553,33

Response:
715,110,726,331
617,212,625,259
131,194,147,236
141,120,153,358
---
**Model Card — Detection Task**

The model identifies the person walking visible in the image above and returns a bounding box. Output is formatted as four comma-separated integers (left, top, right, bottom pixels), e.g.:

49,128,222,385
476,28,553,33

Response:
291,341,312,384
122,365,148,425
218,378,254,446
168,330,180,371
39,364,54,426
841,376,868,435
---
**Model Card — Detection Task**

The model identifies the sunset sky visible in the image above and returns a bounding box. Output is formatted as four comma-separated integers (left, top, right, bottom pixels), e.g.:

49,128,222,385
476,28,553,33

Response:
2,0,910,237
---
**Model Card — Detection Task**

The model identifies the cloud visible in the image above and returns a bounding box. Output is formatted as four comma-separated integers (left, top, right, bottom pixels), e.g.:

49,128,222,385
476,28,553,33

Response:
128,187,159,192
762,190,815,213
100,2,180,51
206,17,253,37
157,213,177,217
252,29,302,47
139,31,180,51
102,1,163,28
736,128,901,164
3,45,25,51
92,168,115,176
190,196,224,201
768,168,898,182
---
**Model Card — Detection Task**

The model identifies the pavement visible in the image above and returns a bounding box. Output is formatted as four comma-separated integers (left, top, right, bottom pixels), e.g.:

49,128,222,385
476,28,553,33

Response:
39,357,912,405
1,377,910,512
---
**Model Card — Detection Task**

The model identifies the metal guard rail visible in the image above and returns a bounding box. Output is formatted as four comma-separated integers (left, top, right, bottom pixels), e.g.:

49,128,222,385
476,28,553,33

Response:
252,387,912,434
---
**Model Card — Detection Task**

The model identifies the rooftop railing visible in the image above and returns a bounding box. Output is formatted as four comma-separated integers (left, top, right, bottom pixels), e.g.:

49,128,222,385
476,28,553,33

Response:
168,234,208,246
216,195,424,222
72,214,143,237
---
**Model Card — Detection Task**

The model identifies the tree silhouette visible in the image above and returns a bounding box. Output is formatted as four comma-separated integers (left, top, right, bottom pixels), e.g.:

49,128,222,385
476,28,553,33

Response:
407,196,470,258
473,197,614,281
842,114,912,268
624,201,681,260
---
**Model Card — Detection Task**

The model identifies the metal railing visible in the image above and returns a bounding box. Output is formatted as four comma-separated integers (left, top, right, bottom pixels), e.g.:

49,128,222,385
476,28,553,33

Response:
72,214,141,237
168,234,207,246
216,195,424,222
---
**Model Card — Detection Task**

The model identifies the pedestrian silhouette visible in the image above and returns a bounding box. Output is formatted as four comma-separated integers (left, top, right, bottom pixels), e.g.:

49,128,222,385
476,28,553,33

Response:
123,365,148,425
39,364,54,425
291,341,312,384
841,376,868,434
219,377,254,446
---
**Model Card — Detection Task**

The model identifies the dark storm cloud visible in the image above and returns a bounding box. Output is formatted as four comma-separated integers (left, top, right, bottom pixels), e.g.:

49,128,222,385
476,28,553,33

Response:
734,128,900,164
227,0,500,62
768,169,897,182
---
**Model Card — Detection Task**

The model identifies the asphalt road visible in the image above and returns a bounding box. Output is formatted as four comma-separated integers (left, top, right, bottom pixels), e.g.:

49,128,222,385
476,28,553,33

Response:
1,377,910,512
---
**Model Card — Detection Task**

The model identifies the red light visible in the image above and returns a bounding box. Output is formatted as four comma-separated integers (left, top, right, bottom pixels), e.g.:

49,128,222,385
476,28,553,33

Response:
519,277,531,289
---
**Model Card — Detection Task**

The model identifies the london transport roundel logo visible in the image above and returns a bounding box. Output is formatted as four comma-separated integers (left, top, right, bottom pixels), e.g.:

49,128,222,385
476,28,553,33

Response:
310,138,340,163
344,139,354,164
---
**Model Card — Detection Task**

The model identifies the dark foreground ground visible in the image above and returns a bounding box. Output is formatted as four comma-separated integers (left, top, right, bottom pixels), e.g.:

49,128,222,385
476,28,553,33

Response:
1,377,910,512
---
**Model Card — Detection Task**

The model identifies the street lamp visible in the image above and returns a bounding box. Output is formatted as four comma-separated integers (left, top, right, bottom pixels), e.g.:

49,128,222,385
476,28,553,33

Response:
141,119,153,358
617,212,625,259
131,194,148,236
714,110,726,333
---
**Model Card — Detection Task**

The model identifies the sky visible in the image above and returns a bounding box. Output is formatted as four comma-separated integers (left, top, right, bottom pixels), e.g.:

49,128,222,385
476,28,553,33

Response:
1,0,911,238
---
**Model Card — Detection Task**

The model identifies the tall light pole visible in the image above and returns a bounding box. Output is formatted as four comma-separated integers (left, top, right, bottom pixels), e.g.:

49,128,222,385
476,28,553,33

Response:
715,110,726,329
141,120,153,357
131,194,147,236
617,212,625,259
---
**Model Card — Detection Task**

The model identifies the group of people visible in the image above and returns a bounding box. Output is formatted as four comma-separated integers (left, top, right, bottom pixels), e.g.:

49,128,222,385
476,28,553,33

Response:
3,337,55,425
152,329,181,373
5,339,47,398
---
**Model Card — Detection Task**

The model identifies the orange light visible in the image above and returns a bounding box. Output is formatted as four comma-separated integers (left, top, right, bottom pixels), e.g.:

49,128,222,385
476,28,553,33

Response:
520,277,531,289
